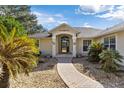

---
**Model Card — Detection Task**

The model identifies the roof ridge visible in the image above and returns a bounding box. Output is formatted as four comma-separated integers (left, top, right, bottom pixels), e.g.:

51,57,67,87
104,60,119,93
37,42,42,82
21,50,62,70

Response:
104,22,124,31
73,27,102,31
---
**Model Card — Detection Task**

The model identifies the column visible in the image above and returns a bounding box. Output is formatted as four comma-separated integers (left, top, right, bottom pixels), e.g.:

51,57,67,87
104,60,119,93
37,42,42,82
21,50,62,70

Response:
72,34,76,57
52,35,56,57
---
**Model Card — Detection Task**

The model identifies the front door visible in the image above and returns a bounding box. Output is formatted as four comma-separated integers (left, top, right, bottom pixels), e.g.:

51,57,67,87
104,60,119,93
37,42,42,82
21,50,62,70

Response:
61,36,70,53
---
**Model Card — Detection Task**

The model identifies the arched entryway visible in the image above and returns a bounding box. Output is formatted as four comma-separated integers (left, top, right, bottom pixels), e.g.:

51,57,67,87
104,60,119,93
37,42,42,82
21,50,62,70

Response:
61,36,70,54
52,32,77,57
57,34,72,54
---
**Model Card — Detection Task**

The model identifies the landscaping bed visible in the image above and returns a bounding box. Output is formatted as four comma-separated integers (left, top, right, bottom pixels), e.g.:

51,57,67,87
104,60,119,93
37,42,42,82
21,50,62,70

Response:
10,58,67,88
72,57,124,88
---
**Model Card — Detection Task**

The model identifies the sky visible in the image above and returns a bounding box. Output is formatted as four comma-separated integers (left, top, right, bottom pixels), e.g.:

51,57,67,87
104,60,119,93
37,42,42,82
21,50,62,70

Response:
31,5,124,30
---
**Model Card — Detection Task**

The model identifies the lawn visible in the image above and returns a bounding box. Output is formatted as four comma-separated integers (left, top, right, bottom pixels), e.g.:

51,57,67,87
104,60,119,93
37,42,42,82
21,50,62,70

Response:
72,57,124,88
10,58,67,88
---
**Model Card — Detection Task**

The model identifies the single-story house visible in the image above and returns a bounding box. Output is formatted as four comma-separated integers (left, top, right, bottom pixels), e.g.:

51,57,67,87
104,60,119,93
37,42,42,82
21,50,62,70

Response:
30,23,124,57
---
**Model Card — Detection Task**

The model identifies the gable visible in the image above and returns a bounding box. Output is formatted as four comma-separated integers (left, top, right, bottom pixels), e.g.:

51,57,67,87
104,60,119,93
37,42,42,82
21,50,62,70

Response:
49,23,80,34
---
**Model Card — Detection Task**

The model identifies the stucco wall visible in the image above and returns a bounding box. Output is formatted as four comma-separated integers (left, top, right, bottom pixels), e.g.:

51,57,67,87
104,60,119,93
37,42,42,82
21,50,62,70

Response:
93,37,103,43
76,38,83,54
94,32,124,56
39,38,52,55
39,31,124,57
116,31,124,56
51,24,77,57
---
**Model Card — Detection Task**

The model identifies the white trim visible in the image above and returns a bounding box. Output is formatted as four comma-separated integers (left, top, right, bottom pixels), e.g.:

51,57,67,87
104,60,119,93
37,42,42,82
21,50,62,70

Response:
102,34,117,50
52,30,77,57
72,34,77,57
81,39,83,54
82,39,92,53
52,35,56,57
55,31,74,36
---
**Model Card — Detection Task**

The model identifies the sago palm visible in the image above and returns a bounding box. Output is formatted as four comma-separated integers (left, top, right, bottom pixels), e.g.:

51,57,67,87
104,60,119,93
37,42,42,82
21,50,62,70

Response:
99,50,123,72
0,24,38,88
88,42,103,62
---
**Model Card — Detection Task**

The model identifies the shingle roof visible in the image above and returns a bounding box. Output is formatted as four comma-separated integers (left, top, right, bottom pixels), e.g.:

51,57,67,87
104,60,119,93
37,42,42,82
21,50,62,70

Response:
74,27,103,38
29,32,50,39
29,23,124,39
75,22,124,38
96,22,124,37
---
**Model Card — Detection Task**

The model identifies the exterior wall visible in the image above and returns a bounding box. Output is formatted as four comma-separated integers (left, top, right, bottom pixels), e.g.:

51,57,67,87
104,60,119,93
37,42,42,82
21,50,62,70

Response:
82,38,93,55
39,38,52,55
94,34,116,45
51,25,77,57
38,31,124,57
93,37,103,43
76,38,83,54
116,31,124,56
77,38,94,56
94,32,124,56
56,35,59,54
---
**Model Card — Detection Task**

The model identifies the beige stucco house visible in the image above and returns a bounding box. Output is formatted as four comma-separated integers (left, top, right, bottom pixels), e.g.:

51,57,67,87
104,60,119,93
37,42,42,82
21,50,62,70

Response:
30,23,124,57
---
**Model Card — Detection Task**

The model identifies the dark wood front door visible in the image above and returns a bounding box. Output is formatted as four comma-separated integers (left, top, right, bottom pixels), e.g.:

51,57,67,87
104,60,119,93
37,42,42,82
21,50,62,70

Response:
61,36,70,53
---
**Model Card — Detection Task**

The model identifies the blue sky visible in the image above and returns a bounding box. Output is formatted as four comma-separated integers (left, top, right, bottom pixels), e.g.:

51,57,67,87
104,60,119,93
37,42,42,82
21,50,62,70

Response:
31,5,124,30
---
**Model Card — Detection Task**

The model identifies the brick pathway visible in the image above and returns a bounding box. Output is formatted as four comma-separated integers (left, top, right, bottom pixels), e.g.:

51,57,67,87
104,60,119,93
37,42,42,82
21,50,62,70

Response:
57,57,104,88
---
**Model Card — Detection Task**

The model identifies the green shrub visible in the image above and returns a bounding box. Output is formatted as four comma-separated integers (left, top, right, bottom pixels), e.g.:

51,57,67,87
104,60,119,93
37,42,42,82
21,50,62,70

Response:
88,42,104,62
0,16,26,36
99,50,123,72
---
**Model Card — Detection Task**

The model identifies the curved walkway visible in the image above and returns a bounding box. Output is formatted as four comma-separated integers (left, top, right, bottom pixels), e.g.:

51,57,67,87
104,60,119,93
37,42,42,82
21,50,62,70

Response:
57,57,104,88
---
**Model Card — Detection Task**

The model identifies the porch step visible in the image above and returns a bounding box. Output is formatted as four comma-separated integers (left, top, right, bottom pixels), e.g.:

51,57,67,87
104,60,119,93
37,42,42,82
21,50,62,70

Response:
55,54,73,57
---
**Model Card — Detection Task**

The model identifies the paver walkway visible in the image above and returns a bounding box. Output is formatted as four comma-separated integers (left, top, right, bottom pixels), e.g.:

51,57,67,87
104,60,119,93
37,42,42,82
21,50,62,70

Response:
57,57,104,88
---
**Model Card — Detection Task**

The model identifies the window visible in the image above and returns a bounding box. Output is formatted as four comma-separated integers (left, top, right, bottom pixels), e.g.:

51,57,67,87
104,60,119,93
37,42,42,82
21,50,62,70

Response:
61,36,70,53
104,37,109,49
104,36,116,50
83,40,92,51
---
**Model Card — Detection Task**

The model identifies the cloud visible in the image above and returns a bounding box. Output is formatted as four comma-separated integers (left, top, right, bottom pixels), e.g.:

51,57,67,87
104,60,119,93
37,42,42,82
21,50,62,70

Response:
82,22,93,27
57,20,68,24
32,11,54,24
96,5,124,20
47,17,56,23
76,5,124,21
54,14,63,18
75,5,114,15
32,11,43,16
32,11,68,28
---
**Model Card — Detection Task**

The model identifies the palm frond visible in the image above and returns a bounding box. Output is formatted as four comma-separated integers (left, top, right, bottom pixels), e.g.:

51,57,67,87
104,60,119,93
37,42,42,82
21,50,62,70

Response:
0,25,38,78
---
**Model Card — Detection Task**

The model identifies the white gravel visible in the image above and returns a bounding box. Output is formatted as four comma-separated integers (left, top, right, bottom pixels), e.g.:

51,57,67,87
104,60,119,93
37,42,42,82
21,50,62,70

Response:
10,58,67,88
72,57,124,88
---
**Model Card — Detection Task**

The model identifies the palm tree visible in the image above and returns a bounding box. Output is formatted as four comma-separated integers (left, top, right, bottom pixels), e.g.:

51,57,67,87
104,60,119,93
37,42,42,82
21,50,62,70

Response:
0,24,38,88
88,42,103,62
99,50,123,72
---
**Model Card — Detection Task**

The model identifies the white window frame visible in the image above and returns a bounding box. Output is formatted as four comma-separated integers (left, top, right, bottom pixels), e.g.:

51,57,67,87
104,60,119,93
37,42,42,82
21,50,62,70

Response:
103,34,117,50
82,39,92,52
